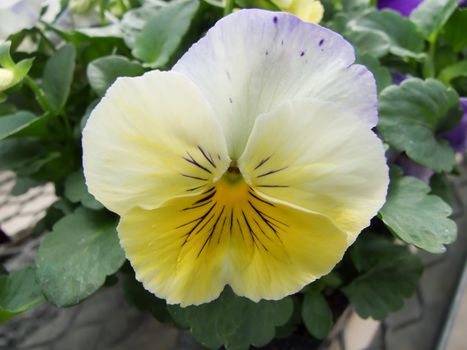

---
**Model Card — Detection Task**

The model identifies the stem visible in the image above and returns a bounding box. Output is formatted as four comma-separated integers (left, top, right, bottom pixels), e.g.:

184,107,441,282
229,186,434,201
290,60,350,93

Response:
24,76,52,112
36,28,55,52
423,35,438,79
224,0,234,16
60,109,74,139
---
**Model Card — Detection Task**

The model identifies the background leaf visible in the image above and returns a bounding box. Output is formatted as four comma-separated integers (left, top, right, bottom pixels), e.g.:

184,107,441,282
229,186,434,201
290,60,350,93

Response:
379,170,457,253
410,0,458,41
301,286,333,339
0,267,45,324
378,78,459,172
342,234,423,320
132,0,200,68
443,9,467,52
41,44,76,113
87,55,145,97
36,207,125,307
64,170,103,210
168,287,293,350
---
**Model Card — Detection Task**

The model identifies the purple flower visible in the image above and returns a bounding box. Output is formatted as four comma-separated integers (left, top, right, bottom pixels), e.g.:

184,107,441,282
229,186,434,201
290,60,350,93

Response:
377,0,423,16
441,97,467,153
397,155,434,182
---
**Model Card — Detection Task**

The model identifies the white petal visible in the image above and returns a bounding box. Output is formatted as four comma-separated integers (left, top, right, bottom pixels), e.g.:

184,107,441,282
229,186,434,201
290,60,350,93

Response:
82,71,230,215
238,99,389,243
173,9,377,158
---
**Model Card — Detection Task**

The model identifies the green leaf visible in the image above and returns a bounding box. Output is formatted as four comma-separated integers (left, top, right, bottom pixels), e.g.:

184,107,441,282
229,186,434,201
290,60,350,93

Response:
0,267,45,324
36,207,125,307
132,0,200,68
410,0,458,41
438,60,467,85
356,54,391,93
346,30,390,58
348,10,425,59
0,41,34,91
64,170,103,210
444,9,467,52
87,55,145,96
0,111,49,140
378,78,458,172
301,287,333,339
10,176,41,196
168,287,293,350
235,0,280,10
379,171,457,253
342,234,423,320
41,44,76,113
0,139,43,172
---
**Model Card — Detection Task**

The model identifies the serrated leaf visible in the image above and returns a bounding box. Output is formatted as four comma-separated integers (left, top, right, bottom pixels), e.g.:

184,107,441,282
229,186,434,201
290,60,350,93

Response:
41,44,76,113
410,0,458,41
132,0,200,68
64,170,103,210
342,234,423,320
168,287,293,350
379,171,457,253
87,55,144,96
0,111,49,140
36,207,125,307
0,267,45,324
443,9,467,52
301,287,333,339
348,9,425,59
378,78,459,172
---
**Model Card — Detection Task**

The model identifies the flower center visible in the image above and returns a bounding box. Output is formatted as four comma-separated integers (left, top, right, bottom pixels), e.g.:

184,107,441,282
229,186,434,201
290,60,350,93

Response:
222,160,243,185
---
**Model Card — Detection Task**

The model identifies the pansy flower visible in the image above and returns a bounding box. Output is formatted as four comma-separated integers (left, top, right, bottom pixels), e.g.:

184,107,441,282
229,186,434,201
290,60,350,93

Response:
82,10,389,306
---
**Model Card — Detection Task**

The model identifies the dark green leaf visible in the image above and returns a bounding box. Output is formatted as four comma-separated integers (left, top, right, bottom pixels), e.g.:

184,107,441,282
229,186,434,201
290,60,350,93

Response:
64,170,103,210
357,54,391,93
235,0,280,10
0,139,43,173
301,287,333,339
444,9,467,52
168,287,293,350
10,176,41,196
342,234,423,320
410,0,458,41
0,267,45,324
379,171,457,253
0,111,50,140
41,44,76,113
132,0,200,68
123,271,173,323
36,207,125,307
348,10,425,59
378,78,459,172
346,30,390,57
87,55,144,96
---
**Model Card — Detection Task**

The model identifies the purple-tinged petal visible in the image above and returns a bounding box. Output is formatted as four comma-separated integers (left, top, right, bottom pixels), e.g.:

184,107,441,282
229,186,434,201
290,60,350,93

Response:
459,0,467,7
397,155,434,182
173,9,377,158
391,71,407,85
377,0,423,16
441,97,467,153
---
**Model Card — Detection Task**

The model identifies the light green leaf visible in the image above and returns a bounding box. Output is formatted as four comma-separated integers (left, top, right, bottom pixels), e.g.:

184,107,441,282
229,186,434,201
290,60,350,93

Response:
301,287,333,339
132,0,200,68
0,111,49,140
36,207,125,307
64,170,103,210
438,60,467,85
87,55,144,96
0,41,34,91
41,44,76,113
0,267,45,324
410,0,458,41
378,78,459,172
356,54,391,93
443,9,467,52
379,171,457,253
342,234,423,320
168,287,293,350
349,10,425,59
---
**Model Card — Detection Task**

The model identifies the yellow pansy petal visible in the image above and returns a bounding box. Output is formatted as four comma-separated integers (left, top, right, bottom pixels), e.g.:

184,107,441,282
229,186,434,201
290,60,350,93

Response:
119,181,347,306
82,71,230,215
285,0,324,23
239,99,389,243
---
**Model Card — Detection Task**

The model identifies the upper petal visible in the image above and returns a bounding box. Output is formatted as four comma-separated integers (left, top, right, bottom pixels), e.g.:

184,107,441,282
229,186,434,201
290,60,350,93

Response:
238,99,389,243
173,9,377,158
82,71,230,215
